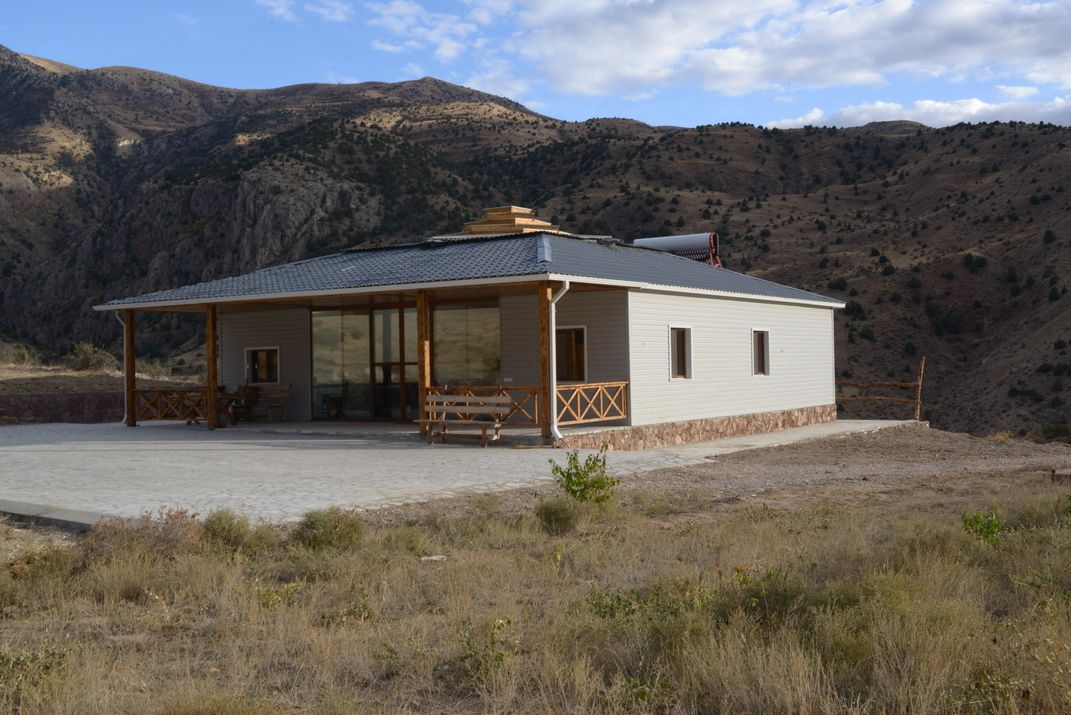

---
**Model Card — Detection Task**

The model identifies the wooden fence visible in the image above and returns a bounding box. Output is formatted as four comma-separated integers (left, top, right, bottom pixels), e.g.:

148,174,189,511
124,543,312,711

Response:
837,356,926,420
134,387,209,423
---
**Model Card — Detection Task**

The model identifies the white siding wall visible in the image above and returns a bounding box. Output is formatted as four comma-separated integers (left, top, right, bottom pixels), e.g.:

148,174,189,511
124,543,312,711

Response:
499,290,629,387
219,308,312,421
627,290,835,425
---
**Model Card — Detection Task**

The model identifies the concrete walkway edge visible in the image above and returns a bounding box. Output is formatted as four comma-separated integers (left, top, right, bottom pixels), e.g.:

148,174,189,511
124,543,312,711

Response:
0,499,119,532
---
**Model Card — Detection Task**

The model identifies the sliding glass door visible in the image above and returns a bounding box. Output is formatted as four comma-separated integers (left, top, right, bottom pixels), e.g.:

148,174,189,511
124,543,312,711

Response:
312,305,418,421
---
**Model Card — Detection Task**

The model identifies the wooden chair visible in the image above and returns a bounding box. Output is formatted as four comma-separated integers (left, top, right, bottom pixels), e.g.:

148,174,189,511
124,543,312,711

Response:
416,394,513,447
229,385,260,424
257,383,291,423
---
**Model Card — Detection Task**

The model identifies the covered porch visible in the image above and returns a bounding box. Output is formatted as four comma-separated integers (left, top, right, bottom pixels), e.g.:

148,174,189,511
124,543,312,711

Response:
118,279,631,442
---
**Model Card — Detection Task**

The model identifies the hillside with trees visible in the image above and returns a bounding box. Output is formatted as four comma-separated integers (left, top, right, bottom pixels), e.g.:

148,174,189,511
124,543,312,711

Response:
1,44,1069,436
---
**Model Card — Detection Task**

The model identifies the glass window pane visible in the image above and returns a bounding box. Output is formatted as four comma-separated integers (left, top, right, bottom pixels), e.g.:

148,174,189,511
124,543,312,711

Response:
341,310,371,418
433,303,501,385
556,328,585,381
404,308,416,364
374,309,399,363
754,331,768,375
312,310,342,418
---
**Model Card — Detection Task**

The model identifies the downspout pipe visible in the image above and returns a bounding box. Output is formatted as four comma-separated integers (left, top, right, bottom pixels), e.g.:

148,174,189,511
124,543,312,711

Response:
113,311,128,426
548,279,571,440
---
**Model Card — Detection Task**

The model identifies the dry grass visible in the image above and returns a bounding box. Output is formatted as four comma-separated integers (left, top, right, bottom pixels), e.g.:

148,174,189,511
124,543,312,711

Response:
1,480,1069,713
0,364,193,395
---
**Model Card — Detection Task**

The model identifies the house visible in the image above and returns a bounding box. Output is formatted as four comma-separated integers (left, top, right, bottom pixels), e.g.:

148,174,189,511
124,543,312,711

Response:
94,206,844,449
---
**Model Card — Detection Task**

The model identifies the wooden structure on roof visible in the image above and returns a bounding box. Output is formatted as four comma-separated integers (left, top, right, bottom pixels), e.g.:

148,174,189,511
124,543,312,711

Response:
457,206,560,235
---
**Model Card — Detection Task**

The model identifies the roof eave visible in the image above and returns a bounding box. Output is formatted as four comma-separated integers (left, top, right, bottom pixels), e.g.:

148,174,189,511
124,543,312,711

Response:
544,273,845,309
91,273,557,312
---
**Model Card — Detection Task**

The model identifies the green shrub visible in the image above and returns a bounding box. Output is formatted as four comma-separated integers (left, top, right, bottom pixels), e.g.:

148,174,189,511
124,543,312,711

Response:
1042,423,1070,440
535,497,579,535
961,509,1006,544
0,644,65,706
549,445,618,504
290,507,364,550
0,341,35,366
202,509,276,554
63,341,119,372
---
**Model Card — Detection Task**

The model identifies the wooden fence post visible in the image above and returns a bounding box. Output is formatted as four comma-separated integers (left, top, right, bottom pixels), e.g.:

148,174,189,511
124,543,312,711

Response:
914,356,926,421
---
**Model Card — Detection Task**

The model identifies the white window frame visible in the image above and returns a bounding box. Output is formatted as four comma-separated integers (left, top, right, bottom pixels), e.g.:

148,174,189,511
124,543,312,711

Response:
668,325,693,380
752,329,770,377
245,346,281,385
555,325,588,383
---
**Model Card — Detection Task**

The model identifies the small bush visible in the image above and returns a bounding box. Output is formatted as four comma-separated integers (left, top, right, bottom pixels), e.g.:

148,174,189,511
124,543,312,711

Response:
0,341,36,366
382,524,433,555
6,546,74,582
82,509,202,564
290,507,364,550
202,509,276,554
535,497,579,535
0,644,65,707
961,509,1005,544
62,342,119,372
1042,423,1070,440
549,445,618,504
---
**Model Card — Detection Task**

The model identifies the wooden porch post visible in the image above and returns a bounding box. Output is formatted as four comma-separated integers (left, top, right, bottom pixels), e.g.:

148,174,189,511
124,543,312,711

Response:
538,281,553,440
205,304,219,430
123,309,137,427
416,290,431,433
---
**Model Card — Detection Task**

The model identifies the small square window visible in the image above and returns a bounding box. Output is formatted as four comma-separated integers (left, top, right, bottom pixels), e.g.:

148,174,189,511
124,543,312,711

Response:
753,331,769,375
670,327,691,379
247,348,279,384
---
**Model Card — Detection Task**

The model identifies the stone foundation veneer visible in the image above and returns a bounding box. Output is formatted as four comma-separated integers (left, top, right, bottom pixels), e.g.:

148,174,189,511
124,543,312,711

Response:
555,404,837,451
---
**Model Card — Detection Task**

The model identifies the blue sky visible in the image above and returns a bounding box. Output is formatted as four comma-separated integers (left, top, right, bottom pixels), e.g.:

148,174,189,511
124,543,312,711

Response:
3,1,1071,127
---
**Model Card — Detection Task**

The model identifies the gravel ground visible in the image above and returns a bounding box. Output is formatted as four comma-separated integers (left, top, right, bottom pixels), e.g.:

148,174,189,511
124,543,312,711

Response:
368,424,1071,524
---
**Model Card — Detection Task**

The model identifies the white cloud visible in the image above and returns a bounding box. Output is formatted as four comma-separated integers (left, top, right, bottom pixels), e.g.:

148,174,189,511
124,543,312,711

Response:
623,91,656,102
466,0,512,24
257,0,297,22
464,58,530,99
997,84,1039,99
504,0,1071,97
175,12,197,26
402,61,425,77
372,39,405,51
767,96,1071,128
765,107,824,129
305,0,355,21
368,0,478,61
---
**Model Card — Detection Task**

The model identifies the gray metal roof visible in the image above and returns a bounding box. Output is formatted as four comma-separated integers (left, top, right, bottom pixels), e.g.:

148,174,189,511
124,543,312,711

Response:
96,232,842,309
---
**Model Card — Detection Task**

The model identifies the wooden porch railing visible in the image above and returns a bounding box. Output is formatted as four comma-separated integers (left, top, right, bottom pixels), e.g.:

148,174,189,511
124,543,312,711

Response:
134,387,210,423
556,381,629,426
426,385,541,426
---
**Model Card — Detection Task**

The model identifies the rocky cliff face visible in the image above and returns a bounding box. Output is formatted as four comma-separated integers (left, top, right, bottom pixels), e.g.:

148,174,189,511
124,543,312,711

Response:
1,44,1069,436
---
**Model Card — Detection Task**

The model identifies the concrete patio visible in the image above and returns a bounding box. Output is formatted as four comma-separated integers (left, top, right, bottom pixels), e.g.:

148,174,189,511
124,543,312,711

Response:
0,419,913,525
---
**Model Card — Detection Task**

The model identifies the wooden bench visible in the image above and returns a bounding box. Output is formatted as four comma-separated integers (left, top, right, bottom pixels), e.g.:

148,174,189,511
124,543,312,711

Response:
257,383,291,423
416,394,514,447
